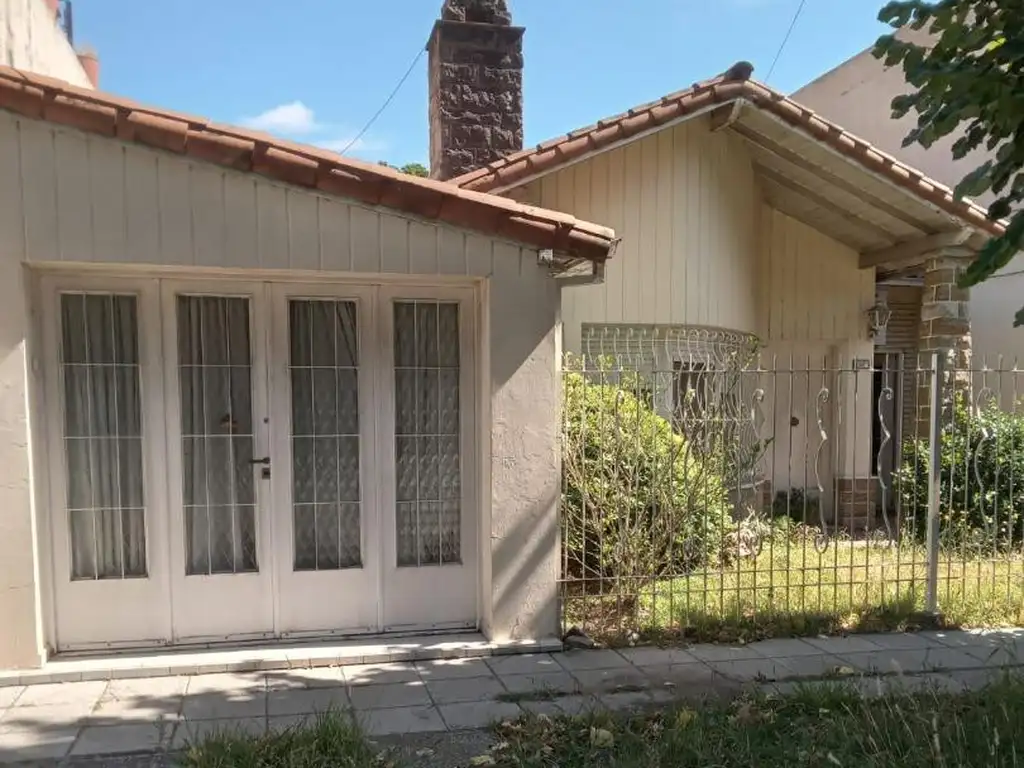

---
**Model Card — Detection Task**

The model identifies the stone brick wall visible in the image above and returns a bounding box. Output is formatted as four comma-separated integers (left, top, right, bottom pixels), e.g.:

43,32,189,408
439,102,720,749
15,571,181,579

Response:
428,0,524,181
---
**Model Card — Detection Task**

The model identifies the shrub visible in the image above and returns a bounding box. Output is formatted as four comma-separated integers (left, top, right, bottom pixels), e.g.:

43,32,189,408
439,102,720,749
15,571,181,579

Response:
562,369,733,583
894,393,1024,550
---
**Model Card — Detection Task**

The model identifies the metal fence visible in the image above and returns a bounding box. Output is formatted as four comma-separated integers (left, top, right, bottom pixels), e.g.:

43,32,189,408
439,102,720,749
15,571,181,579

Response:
560,325,1024,643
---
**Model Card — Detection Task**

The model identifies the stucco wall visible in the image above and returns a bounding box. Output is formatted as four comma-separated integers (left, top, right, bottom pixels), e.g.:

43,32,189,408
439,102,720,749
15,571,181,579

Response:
0,0,90,88
0,110,562,662
512,116,760,350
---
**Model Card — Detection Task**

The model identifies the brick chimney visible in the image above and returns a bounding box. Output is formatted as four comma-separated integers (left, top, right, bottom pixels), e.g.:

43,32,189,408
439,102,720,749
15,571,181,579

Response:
427,0,524,181
76,47,98,87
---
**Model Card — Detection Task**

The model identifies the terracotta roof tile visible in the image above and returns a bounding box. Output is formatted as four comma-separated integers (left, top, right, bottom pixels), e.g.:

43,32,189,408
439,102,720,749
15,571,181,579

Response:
0,66,616,263
453,62,1002,238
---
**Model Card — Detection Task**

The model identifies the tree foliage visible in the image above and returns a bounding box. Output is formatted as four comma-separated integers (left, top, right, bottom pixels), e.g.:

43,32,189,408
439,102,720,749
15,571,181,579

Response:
378,161,429,177
873,1,1024,322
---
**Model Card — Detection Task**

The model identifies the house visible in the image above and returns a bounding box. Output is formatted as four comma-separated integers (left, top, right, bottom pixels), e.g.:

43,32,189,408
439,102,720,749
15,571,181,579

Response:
435,2,1001,528
0,51,617,666
1,0,97,88
793,26,1024,402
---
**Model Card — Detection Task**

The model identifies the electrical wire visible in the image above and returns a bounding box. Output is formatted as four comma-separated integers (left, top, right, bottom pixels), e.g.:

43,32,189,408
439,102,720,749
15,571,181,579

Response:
765,0,808,83
338,46,427,156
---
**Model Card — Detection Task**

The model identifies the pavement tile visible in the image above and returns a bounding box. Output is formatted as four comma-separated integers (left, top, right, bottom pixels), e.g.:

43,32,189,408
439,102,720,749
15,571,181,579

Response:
358,705,445,736
349,682,431,710
841,648,980,675
555,650,630,671
172,717,266,750
416,659,494,681
265,667,346,690
93,677,187,723
865,632,945,650
266,687,351,717
15,681,106,708
541,695,598,716
773,654,853,680
181,691,266,720
497,671,578,697
485,654,561,676
439,700,522,730
425,676,506,705
344,663,420,687
598,690,654,712
1,703,96,731
0,726,78,763
71,723,170,756
804,635,883,655
0,688,23,710
946,667,1016,691
185,673,266,695
570,666,651,693
706,657,794,682
518,700,565,717
617,647,701,667
686,644,764,662
747,638,822,657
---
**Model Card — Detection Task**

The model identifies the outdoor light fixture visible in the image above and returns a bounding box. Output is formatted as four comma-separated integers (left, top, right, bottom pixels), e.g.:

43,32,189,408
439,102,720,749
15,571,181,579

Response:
866,300,892,339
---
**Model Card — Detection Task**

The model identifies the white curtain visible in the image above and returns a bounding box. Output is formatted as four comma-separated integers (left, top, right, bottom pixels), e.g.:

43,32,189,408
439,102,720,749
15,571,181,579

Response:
61,293,147,580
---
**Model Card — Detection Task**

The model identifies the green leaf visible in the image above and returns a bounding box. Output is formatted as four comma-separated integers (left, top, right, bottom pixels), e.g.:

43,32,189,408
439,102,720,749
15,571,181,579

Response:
953,161,995,199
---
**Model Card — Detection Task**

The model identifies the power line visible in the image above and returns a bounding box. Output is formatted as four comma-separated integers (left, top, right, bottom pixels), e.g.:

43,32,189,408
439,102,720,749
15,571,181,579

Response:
339,47,427,156
766,0,808,83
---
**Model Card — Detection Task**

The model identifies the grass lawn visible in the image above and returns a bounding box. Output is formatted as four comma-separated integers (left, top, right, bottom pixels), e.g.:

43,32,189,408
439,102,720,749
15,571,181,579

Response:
489,678,1024,768
564,534,1024,644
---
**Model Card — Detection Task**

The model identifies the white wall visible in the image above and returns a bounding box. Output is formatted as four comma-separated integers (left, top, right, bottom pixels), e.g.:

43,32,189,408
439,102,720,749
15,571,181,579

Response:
512,116,761,350
0,111,564,664
0,0,90,88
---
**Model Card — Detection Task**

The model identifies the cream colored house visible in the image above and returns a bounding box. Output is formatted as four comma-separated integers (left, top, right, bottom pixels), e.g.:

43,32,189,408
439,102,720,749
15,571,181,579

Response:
1,0,96,88
0,65,616,668
793,27,1024,392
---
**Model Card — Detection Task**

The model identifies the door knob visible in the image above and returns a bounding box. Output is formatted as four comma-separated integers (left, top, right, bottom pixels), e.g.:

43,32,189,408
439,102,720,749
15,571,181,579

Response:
248,456,271,466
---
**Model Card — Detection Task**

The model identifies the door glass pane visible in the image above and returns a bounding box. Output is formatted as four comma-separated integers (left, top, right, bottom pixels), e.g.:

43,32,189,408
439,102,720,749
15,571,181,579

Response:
394,301,461,567
289,300,362,571
177,296,258,575
59,293,147,580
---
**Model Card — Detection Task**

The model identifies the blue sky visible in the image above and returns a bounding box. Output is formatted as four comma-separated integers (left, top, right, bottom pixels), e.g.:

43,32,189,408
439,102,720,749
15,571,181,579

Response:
74,0,890,166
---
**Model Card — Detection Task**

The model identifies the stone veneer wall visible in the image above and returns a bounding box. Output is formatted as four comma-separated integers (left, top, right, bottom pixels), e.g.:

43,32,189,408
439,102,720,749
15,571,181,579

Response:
427,0,524,181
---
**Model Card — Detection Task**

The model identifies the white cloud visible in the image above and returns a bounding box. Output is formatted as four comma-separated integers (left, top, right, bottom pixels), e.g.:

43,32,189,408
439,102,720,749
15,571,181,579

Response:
241,101,320,134
316,135,386,155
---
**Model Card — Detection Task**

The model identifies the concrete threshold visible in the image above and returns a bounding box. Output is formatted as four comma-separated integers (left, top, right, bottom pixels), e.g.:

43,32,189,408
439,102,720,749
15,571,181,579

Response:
0,633,564,687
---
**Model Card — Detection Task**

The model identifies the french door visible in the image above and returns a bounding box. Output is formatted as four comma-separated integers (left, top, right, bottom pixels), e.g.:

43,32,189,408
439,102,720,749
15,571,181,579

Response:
42,274,478,651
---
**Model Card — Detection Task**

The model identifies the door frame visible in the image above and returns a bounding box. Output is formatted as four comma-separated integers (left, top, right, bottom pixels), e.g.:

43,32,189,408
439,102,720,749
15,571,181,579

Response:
34,266,486,651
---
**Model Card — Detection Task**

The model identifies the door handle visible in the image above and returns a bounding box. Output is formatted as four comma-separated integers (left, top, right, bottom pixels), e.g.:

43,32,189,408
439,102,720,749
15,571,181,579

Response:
249,456,271,466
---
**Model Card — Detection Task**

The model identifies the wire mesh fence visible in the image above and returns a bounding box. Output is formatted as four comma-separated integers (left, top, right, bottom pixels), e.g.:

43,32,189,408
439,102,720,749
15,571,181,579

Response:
560,324,1024,643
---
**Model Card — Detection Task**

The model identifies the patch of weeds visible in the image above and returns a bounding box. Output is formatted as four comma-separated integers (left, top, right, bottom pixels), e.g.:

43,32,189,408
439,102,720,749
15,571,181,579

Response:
178,708,380,768
488,677,1024,767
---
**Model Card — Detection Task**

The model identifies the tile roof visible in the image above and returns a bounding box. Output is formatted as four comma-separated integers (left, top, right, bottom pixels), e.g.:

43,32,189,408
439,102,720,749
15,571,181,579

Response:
0,66,617,263
452,61,1003,239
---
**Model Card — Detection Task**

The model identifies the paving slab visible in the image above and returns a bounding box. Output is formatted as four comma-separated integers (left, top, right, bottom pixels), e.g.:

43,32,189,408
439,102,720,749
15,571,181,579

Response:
707,656,795,682
349,681,431,710
172,717,266,750
1,702,97,731
185,673,266,695
266,687,351,717
840,647,981,675
0,688,22,710
497,671,578,697
415,658,494,681
425,676,506,705
357,705,445,736
180,691,266,720
93,678,187,723
71,723,171,756
867,632,945,650
570,666,651,693
555,650,629,671
686,644,764,662
598,690,654,712
484,654,561,676
747,638,822,658
0,725,78,763
15,681,107,708
617,647,701,667
804,635,883,655
264,667,346,690
343,662,420,687
438,700,522,730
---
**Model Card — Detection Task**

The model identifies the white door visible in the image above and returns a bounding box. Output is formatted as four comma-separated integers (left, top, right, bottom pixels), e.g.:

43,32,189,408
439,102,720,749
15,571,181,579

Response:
378,287,477,631
269,284,380,637
162,281,275,642
41,276,173,649
43,274,478,649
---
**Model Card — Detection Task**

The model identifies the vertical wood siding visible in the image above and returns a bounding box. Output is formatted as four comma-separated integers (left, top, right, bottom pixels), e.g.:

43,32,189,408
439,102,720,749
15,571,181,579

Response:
758,204,875,342
0,113,533,278
514,117,761,351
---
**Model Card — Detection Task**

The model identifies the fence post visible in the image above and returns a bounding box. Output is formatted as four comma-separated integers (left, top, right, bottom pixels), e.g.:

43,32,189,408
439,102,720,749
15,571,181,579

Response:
924,350,944,615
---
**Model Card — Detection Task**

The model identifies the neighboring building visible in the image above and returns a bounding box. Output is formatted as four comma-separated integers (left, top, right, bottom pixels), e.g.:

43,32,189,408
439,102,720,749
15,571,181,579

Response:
441,4,1000,532
793,27,1024,395
0,57,615,666
0,0,96,87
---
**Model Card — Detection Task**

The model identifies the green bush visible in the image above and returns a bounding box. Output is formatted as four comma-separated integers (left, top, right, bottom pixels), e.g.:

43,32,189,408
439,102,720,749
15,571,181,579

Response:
562,369,733,583
894,393,1024,550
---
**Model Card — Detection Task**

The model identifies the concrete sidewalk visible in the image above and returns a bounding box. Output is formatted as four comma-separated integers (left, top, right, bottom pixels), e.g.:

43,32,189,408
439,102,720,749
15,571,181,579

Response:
0,628,1022,765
